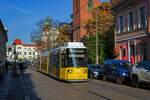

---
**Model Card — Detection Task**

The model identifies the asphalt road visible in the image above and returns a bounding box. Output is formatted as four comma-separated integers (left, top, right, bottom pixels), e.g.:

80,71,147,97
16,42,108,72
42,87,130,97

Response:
22,67,150,100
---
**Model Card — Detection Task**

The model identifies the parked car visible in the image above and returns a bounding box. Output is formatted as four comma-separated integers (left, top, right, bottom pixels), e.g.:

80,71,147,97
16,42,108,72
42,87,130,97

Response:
130,61,150,88
0,61,6,80
88,64,102,79
102,60,131,84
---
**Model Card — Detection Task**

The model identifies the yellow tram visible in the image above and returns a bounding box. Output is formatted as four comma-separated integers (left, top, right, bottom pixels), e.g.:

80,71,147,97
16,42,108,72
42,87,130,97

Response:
38,42,88,82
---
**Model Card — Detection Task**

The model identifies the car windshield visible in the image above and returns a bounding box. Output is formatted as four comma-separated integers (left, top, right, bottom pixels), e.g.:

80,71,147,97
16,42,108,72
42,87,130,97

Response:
66,48,87,67
116,61,131,68
140,62,150,70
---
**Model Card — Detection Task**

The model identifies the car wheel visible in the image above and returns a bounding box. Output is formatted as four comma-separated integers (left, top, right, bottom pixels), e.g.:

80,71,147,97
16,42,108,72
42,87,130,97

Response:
131,76,139,88
103,75,107,81
116,77,123,84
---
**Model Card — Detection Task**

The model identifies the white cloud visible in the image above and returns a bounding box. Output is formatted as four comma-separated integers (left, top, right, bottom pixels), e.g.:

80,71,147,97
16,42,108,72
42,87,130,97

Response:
5,4,31,14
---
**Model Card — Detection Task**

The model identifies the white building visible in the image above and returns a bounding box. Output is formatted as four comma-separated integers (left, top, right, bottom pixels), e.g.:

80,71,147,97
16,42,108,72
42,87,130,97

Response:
7,39,38,62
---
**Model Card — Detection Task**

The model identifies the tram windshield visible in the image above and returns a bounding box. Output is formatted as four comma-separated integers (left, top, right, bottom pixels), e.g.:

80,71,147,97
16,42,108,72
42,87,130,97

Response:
66,48,87,67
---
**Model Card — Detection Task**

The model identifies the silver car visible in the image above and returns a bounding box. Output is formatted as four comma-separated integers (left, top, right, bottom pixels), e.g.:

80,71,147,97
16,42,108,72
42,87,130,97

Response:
130,61,150,88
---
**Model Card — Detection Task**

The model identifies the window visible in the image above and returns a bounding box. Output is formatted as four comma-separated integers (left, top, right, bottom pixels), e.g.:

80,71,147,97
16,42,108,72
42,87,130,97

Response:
66,48,87,67
128,11,134,31
119,15,125,33
88,0,93,11
139,6,147,28
138,61,150,70
29,52,32,55
24,52,26,55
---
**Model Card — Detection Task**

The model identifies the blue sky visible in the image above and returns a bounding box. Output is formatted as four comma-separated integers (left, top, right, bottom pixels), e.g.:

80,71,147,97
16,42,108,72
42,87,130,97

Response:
0,0,106,45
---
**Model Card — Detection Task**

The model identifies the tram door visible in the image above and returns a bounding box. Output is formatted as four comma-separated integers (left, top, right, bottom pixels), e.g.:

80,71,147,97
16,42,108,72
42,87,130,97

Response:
56,52,60,78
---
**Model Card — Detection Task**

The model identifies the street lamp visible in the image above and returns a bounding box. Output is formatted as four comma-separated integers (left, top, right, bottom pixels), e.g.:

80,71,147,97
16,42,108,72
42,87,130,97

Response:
95,10,99,64
13,44,18,75
13,44,17,62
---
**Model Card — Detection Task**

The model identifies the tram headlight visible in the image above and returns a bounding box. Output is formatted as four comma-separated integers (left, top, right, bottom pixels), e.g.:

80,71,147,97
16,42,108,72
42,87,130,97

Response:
67,69,73,73
83,69,87,73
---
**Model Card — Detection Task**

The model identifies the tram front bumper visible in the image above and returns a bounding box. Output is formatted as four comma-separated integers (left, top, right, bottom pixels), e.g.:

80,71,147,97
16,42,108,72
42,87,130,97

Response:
65,73,88,81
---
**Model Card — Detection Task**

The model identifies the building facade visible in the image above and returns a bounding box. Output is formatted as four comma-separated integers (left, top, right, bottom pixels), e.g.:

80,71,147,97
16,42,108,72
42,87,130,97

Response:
0,19,8,64
73,0,100,41
7,39,38,62
113,0,150,64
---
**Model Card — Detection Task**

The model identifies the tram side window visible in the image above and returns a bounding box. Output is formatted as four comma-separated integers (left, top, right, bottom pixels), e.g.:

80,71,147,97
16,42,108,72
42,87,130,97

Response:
51,53,59,68
61,54,66,67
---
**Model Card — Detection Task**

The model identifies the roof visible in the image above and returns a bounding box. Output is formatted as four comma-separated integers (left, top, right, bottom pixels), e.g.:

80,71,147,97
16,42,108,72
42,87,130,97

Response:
23,44,36,47
13,39,22,45
12,39,37,48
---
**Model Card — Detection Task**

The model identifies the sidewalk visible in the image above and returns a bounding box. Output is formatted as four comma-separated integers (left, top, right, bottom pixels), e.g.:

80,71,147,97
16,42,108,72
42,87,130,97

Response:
0,70,25,100
7,72,25,100
0,72,10,100
0,67,41,100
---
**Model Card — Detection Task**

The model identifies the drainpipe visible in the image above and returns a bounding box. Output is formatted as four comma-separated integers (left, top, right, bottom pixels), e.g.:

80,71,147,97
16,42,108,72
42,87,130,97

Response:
128,41,131,62
134,40,137,64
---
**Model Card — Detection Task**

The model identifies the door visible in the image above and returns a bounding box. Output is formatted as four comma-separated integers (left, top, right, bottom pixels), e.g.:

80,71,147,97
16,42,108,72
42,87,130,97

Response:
109,64,117,80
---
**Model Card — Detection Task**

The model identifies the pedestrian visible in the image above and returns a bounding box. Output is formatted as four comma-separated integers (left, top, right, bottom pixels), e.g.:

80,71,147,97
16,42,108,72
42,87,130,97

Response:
19,62,24,74
5,60,8,72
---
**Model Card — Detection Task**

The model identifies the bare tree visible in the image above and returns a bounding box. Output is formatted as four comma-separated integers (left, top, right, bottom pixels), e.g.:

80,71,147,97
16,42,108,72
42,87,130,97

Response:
31,16,60,51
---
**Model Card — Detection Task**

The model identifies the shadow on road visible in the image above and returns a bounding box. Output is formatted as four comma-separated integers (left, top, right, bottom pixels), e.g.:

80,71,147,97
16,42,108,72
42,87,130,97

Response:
8,69,42,100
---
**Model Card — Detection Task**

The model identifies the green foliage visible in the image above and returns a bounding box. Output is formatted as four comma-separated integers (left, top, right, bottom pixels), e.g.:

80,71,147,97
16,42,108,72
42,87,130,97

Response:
84,2,115,64
83,34,105,64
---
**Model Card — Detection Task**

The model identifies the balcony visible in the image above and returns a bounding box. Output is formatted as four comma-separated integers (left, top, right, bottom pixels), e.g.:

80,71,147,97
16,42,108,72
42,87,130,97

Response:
112,0,136,10
111,0,125,6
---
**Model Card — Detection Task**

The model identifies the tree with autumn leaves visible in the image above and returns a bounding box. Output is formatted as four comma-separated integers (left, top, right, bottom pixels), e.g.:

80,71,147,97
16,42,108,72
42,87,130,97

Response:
57,24,71,45
83,2,115,64
30,16,71,52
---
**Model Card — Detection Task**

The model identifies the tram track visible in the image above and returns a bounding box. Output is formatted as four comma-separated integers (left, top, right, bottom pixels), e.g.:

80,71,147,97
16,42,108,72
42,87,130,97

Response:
64,82,111,100
31,68,150,100
87,79,150,100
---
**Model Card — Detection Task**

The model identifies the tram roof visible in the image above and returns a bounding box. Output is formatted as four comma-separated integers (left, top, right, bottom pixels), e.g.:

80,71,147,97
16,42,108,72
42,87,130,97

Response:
52,42,86,50
41,42,86,54
63,42,86,48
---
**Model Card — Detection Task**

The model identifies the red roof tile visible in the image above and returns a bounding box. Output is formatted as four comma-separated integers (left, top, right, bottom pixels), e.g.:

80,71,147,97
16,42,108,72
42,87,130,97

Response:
13,39,22,45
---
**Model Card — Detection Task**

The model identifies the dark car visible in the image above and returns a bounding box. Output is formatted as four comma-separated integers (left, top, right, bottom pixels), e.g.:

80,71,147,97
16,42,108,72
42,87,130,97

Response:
88,64,102,79
102,60,131,84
